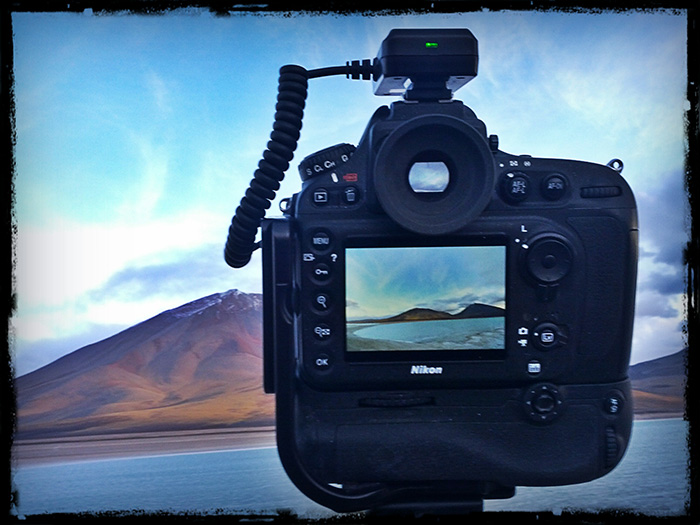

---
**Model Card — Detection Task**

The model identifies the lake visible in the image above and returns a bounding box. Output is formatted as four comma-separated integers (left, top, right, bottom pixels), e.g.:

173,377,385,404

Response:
347,317,505,351
11,419,689,519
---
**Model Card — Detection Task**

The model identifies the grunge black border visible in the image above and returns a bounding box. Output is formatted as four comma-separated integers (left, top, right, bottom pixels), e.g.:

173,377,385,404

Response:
2,1,697,524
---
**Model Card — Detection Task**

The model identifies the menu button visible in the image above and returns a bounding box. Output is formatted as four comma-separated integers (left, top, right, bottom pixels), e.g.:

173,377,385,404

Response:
311,231,332,252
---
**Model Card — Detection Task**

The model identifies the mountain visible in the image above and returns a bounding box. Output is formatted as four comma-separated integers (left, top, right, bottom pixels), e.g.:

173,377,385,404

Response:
380,307,452,323
354,303,505,324
13,292,686,439
451,303,506,319
14,290,274,439
629,348,687,419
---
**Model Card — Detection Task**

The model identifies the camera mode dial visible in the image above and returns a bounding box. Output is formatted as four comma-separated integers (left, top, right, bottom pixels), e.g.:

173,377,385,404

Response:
299,143,356,181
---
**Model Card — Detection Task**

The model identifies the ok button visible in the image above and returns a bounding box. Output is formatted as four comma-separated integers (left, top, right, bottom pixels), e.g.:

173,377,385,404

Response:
314,353,331,370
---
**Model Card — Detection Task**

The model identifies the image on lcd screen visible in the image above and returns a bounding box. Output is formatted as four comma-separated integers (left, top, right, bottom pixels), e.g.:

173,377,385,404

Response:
345,245,505,352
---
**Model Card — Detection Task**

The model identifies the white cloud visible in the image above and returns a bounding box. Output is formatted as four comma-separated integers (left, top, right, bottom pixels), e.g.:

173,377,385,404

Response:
117,135,170,221
631,298,687,365
146,70,173,116
12,207,229,336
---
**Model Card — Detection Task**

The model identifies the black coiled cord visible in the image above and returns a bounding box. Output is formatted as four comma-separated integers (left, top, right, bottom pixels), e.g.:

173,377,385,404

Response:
224,59,379,269
224,65,309,268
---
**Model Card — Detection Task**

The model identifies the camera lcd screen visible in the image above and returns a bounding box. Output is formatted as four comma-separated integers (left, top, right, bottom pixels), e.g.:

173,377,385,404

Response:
345,245,506,353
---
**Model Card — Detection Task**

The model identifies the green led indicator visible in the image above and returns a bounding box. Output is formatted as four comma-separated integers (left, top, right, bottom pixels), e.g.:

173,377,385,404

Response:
425,42,439,49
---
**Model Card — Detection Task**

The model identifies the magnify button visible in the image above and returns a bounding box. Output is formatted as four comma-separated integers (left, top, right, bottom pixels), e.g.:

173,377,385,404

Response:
314,293,330,311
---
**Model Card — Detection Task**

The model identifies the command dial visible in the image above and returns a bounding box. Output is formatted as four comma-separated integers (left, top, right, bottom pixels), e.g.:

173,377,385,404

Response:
299,143,356,181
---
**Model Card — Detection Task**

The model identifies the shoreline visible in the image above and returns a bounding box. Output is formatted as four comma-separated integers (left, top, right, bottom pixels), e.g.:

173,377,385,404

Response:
11,426,277,467
11,415,685,468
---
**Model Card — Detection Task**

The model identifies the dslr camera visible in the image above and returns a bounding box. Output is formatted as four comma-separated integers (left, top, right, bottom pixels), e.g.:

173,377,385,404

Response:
225,29,638,514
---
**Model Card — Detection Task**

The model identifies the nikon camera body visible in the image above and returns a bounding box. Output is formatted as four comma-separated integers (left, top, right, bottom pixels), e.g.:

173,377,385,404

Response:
227,29,637,514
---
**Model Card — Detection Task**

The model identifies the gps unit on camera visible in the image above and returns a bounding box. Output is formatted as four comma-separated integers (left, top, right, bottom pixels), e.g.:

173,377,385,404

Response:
224,28,638,514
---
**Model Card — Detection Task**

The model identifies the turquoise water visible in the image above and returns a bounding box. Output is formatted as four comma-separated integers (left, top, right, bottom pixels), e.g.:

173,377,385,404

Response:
348,317,505,351
11,419,689,518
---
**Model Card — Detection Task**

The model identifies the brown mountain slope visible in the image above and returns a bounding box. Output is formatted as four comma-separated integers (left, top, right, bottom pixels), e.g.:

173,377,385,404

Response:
14,291,687,440
15,290,274,439
629,348,687,419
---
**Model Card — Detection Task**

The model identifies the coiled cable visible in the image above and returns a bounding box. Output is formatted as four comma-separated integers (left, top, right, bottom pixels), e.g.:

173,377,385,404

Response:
224,65,309,268
224,59,379,269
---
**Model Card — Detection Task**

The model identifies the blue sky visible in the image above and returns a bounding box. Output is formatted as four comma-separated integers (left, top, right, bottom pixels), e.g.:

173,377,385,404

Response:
346,246,505,321
10,8,689,374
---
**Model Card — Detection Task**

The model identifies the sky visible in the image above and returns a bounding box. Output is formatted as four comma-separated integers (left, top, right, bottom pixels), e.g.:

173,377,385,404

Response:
9,8,689,375
346,246,505,321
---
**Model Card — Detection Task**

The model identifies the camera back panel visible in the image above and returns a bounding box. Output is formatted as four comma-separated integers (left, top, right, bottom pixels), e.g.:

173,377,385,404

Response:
280,105,637,393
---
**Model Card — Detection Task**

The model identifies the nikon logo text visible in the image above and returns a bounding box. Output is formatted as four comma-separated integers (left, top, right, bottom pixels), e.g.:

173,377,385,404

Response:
410,365,443,375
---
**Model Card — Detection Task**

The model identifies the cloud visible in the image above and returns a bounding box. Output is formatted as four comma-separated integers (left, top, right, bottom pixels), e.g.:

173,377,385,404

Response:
11,206,254,353
15,208,223,299
146,70,173,116
11,241,264,375
88,243,260,305
117,135,170,221
636,170,690,268
631,296,687,365
633,169,690,326
639,269,687,297
635,288,682,319
11,322,129,377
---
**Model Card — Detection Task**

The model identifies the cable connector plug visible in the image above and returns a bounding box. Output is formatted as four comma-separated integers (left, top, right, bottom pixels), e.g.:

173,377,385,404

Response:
345,58,381,81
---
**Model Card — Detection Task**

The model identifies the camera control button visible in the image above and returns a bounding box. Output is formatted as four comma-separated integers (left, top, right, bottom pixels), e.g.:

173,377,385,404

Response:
310,230,332,252
532,323,566,350
542,174,567,200
526,238,572,284
343,186,360,204
312,263,331,282
313,293,331,312
312,324,332,341
524,383,563,423
313,189,329,205
502,172,530,203
603,392,625,415
314,353,331,370
527,361,542,375
299,143,356,181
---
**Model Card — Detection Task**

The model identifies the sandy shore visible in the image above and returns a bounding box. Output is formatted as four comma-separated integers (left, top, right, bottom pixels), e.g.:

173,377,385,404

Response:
634,411,685,421
11,413,684,468
11,426,276,466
